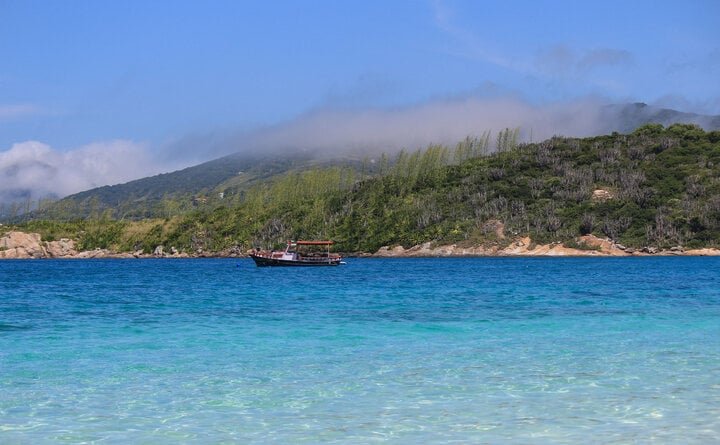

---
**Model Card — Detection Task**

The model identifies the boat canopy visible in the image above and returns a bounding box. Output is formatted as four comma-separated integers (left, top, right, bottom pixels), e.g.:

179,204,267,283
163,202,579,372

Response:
295,240,334,245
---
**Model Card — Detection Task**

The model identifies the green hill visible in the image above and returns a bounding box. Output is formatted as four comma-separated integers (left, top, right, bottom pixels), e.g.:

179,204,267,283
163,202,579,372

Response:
10,123,720,254
330,123,720,252
6,102,720,223
28,152,361,220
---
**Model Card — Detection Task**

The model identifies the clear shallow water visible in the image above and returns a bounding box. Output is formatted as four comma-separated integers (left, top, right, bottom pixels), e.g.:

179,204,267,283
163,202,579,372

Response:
1,257,719,444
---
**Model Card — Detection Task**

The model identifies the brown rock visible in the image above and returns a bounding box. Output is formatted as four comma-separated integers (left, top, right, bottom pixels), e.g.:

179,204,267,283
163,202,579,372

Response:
683,248,720,256
0,231,47,258
45,238,77,258
591,189,615,202
374,245,406,257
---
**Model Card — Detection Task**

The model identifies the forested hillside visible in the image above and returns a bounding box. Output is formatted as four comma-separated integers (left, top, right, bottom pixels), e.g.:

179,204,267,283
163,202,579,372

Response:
9,124,720,253
5,102,719,222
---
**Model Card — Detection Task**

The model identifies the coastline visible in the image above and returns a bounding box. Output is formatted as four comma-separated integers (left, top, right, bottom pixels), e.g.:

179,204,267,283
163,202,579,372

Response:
372,235,720,258
2,230,719,259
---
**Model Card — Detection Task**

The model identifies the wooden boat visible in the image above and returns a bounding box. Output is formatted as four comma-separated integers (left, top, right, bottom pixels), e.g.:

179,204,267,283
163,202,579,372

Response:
250,240,343,267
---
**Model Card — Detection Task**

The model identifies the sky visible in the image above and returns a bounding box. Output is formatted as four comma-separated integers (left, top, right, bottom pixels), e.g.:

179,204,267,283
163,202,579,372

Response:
1,0,719,201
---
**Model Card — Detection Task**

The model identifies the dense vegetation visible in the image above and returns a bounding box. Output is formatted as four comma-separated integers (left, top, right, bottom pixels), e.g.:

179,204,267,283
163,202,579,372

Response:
5,124,720,253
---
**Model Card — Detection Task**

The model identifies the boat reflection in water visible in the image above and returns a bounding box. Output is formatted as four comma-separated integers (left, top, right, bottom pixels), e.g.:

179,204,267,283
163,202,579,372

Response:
250,240,343,267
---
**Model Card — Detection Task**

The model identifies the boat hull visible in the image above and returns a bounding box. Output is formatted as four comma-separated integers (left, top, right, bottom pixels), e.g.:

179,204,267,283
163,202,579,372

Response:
250,254,342,267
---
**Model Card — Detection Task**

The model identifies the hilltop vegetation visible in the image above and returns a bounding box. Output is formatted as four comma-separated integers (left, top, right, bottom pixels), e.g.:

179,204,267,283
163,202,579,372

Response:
6,124,720,254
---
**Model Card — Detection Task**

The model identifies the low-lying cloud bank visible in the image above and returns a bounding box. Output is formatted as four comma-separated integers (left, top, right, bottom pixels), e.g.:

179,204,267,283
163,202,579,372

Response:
186,96,719,161
0,140,165,204
2,96,718,205
245,97,607,156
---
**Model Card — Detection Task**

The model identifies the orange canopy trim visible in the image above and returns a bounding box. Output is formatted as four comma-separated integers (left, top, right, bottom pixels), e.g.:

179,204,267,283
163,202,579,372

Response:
295,240,334,245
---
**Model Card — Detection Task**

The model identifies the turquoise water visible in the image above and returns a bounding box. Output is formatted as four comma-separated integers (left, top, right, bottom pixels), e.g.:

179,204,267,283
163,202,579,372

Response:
1,257,719,443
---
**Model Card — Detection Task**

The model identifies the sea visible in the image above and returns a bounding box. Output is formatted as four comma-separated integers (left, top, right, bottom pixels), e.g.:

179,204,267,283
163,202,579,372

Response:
1,257,719,444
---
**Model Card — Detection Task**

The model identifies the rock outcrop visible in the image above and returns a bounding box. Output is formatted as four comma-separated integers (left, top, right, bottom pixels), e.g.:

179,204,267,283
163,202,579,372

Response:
683,248,720,256
0,231,47,258
591,189,615,202
373,234,720,258
0,231,82,259
0,231,138,259
46,238,78,258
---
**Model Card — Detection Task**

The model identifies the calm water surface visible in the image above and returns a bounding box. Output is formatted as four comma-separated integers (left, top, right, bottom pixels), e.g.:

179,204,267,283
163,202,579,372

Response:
1,257,719,443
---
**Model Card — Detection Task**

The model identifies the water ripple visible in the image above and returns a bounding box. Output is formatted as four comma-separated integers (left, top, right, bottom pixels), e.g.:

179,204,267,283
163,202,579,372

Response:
1,257,719,443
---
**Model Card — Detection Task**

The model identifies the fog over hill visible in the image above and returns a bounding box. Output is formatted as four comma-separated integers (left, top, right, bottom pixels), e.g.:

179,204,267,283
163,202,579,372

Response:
1,99,719,216
599,102,720,134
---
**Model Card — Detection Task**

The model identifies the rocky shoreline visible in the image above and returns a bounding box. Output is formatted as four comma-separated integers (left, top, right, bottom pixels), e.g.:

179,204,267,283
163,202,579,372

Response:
0,231,242,259
373,235,720,257
2,230,719,260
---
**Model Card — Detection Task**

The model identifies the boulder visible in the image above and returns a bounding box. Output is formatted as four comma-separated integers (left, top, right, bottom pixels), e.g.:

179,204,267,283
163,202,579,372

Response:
45,238,77,258
373,245,406,257
591,189,615,202
0,231,47,258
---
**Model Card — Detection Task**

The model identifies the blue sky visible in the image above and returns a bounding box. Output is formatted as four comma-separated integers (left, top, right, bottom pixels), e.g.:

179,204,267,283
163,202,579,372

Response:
1,0,719,198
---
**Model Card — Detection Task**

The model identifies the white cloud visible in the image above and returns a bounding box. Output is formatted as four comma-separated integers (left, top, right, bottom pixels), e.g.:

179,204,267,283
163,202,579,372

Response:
0,140,163,202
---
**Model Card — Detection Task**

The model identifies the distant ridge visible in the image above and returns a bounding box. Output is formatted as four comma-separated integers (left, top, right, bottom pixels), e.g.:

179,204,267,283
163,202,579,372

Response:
600,102,720,134
29,152,330,220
